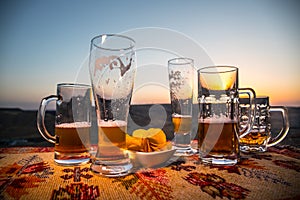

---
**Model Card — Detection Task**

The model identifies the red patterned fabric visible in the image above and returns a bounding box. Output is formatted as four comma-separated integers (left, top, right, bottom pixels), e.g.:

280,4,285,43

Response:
0,146,299,200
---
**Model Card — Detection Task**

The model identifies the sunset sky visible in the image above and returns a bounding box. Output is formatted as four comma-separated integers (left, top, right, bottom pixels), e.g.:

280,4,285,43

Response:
0,0,299,110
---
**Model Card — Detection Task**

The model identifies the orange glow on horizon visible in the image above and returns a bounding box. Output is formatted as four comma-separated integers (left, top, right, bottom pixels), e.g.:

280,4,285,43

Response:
131,84,170,105
131,83,300,107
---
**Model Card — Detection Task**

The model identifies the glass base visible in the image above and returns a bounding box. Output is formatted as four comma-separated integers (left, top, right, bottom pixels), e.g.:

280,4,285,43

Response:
200,157,238,166
90,159,132,177
199,153,238,166
240,145,267,153
54,151,90,166
173,146,197,156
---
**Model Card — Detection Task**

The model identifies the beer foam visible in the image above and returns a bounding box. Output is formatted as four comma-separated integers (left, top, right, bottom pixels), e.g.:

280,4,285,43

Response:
172,114,192,118
98,120,127,127
56,122,91,128
199,117,237,124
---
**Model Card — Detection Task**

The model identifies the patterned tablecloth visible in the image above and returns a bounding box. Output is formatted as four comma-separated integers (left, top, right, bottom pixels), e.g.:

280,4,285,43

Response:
0,145,299,200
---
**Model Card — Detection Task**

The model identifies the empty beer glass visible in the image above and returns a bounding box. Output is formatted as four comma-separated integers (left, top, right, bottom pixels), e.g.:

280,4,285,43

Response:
168,58,195,156
89,34,136,177
239,96,289,152
37,83,92,166
198,66,255,165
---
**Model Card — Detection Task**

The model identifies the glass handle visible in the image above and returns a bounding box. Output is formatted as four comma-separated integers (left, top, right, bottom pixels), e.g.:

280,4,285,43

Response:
239,87,256,138
267,106,290,147
37,95,58,144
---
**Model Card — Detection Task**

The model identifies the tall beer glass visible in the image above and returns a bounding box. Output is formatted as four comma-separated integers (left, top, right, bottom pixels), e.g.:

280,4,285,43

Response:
168,58,194,156
89,34,136,177
198,66,255,165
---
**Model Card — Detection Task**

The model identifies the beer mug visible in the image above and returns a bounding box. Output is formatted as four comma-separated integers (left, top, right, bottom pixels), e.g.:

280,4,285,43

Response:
89,34,136,177
37,83,92,165
168,58,195,156
197,66,256,165
239,96,289,152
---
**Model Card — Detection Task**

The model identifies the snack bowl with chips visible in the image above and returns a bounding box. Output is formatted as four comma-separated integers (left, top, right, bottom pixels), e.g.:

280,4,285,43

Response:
130,147,176,168
127,128,176,168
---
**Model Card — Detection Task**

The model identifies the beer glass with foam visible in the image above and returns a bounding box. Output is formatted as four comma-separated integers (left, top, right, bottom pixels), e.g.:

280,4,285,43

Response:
168,58,195,156
239,96,289,152
198,66,256,165
89,34,136,177
37,83,92,165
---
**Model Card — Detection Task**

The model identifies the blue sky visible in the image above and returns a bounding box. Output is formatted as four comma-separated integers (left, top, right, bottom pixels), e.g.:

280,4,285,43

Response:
0,0,299,109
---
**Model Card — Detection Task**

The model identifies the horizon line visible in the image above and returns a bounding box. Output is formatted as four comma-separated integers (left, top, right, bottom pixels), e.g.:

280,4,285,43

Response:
1,104,300,111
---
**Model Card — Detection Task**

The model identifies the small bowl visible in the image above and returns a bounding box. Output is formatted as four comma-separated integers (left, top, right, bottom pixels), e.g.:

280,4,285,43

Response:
129,149,176,168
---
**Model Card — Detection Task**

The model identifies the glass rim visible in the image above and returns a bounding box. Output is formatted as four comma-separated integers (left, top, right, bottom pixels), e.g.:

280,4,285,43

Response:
57,83,91,89
198,66,237,74
240,95,269,99
91,34,135,51
239,95,269,104
168,57,194,65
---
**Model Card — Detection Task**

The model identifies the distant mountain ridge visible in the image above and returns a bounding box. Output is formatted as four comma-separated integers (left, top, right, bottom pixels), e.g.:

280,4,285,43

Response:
0,106,299,148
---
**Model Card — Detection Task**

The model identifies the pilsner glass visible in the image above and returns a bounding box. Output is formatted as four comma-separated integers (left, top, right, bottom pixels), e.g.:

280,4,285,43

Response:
198,66,256,165
168,58,195,156
89,34,136,177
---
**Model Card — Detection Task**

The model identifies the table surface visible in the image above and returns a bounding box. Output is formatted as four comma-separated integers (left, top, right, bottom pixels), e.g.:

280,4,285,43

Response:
0,145,299,200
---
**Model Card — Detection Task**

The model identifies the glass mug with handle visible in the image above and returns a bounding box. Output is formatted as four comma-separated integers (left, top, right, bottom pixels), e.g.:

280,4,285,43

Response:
197,66,256,165
37,83,92,166
239,96,289,152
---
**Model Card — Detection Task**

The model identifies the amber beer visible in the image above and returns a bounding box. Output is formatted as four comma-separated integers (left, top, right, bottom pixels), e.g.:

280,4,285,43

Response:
239,130,269,146
97,120,127,159
172,114,192,150
198,119,239,163
54,122,91,153
172,114,192,134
